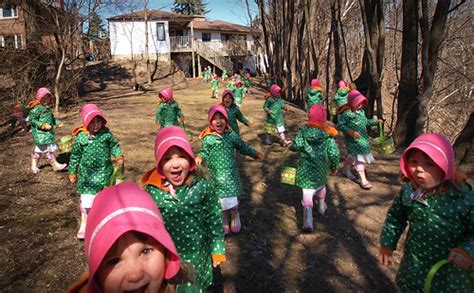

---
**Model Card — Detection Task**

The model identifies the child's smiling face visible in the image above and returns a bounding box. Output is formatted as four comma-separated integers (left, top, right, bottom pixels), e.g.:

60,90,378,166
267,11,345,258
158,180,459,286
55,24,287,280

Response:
159,146,191,187
88,116,104,134
211,112,227,134
96,231,166,293
407,149,444,189
223,94,233,107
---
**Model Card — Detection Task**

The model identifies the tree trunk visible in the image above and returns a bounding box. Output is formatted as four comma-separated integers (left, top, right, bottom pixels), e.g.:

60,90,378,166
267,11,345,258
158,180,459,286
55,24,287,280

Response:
144,1,152,85
453,113,474,165
332,0,343,84
394,0,419,146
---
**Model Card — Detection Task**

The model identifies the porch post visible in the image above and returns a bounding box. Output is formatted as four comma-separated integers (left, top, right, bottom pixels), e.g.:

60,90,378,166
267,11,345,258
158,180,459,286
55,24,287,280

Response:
191,21,195,78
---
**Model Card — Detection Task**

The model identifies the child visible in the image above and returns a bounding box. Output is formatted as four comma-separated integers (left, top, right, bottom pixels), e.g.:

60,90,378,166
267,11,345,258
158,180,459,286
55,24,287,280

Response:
232,80,245,108
263,84,291,146
227,74,237,90
244,72,251,90
203,66,210,82
156,87,185,129
11,103,29,132
333,80,351,109
221,69,228,81
337,90,380,189
305,79,324,111
379,133,473,292
69,103,124,239
28,87,67,174
290,105,340,231
141,126,225,289
221,89,251,135
67,182,185,293
196,105,263,235
210,74,219,99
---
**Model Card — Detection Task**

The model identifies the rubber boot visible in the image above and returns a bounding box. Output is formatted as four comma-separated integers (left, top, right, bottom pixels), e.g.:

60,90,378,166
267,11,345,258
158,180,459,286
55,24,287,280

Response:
302,207,313,232
77,207,87,240
318,199,327,215
49,158,67,171
31,158,41,174
230,208,241,233
222,210,230,235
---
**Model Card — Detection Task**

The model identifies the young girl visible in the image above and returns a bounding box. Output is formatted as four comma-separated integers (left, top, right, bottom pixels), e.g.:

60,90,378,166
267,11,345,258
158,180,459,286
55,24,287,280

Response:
221,69,228,81
232,79,245,108
290,105,340,231
155,87,185,129
196,105,263,235
379,133,473,292
221,89,251,135
263,84,291,146
337,90,380,189
69,103,124,239
67,182,185,293
243,72,251,90
305,79,324,111
141,126,225,289
210,74,219,99
28,87,67,174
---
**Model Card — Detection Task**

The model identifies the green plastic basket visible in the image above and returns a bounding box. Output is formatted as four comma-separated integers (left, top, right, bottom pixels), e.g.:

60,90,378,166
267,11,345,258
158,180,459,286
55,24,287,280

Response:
108,163,125,186
424,259,474,293
280,165,296,185
372,122,395,155
57,135,73,153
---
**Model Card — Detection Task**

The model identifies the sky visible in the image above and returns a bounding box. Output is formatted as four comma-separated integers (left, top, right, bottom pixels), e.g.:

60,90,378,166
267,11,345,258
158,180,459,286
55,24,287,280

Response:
147,0,258,26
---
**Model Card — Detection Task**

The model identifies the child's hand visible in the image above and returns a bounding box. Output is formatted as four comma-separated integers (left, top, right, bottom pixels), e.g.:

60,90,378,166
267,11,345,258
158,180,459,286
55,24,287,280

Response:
195,156,202,165
69,174,77,184
42,123,52,130
348,130,361,138
116,158,124,165
213,260,223,268
57,122,64,128
379,253,392,266
179,117,185,123
448,248,473,272
255,151,264,160
156,123,161,130
377,119,384,124
247,123,252,128
267,110,272,114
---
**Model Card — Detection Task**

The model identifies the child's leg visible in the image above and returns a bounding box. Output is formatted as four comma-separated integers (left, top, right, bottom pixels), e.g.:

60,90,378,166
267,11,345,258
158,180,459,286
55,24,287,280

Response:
46,152,67,171
31,152,41,174
277,126,291,146
230,206,241,233
354,161,372,189
301,188,315,231
315,186,328,215
222,210,230,235
221,197,239,233
343,155,356,179
77,194,96,239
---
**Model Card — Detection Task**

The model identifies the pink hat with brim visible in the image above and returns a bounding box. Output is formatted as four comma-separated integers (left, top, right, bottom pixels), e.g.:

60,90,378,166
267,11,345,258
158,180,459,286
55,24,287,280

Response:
270,84,282,97
338,80,348,88
81,103,107,128
235,79,242,85
85,182,181,292
154,126,195,178
208,104,228,124
245,73,250,78
400,133,454,181
159,87,173,101
310,79,322,89
308,104,327,123
348,90,368,108
35,87,52,101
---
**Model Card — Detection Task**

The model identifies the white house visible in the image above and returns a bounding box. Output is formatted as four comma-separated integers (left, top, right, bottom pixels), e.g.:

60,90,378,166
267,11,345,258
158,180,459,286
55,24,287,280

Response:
108,9,262,77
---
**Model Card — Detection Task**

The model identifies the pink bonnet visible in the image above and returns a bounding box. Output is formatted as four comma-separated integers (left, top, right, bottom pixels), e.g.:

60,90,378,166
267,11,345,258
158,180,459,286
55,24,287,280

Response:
84,182,181,292
348,90,368,109
310,79,322,89
35,87,52,101
338,80,349,88
308,104,327,123
208,104,228,124
270,84,282,97
159,87,173,101
154,126,195,178
81,104,107,128
400,133,455,181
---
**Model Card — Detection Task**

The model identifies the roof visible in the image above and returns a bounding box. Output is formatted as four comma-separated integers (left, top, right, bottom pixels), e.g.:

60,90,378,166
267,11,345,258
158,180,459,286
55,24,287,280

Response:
189,20,257,34
108,10,195,21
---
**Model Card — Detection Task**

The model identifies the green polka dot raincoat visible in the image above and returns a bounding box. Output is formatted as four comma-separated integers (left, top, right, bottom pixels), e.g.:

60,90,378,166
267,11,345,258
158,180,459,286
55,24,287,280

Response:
68,127,124,194
337,109,377,155
28,104,60,145
333,88,350,108
224,104,250,135
155,101,184,128
380,182,474,292
142,171,225,289
232,87,245,105
290,124,340,189
263,96,286,127
198,128,257,199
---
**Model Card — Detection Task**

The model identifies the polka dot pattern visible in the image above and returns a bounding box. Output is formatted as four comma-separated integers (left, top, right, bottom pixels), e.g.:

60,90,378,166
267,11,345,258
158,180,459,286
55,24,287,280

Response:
145,178,225,289
225,104,250,135
155,101,184,128
290,126,340,189
337,109,377,155
29,104,60,145
305,89,324,111
198,130,257,199
68,129,124,194
263,96,286,127
380,183,474,292
333,89,350,107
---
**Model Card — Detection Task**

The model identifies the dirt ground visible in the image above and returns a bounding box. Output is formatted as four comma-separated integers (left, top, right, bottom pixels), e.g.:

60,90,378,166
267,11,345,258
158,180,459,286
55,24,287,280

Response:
0,63,418,292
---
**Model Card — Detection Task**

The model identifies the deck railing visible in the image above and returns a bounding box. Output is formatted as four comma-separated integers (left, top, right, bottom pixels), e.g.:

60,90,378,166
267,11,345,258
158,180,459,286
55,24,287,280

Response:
169,36,253,56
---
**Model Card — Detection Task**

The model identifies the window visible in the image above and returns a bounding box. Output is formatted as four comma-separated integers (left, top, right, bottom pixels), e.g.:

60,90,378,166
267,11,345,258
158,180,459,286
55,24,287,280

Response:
1,4,18,18
156,22,165,41
0,34,22,49
202,32,211,42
